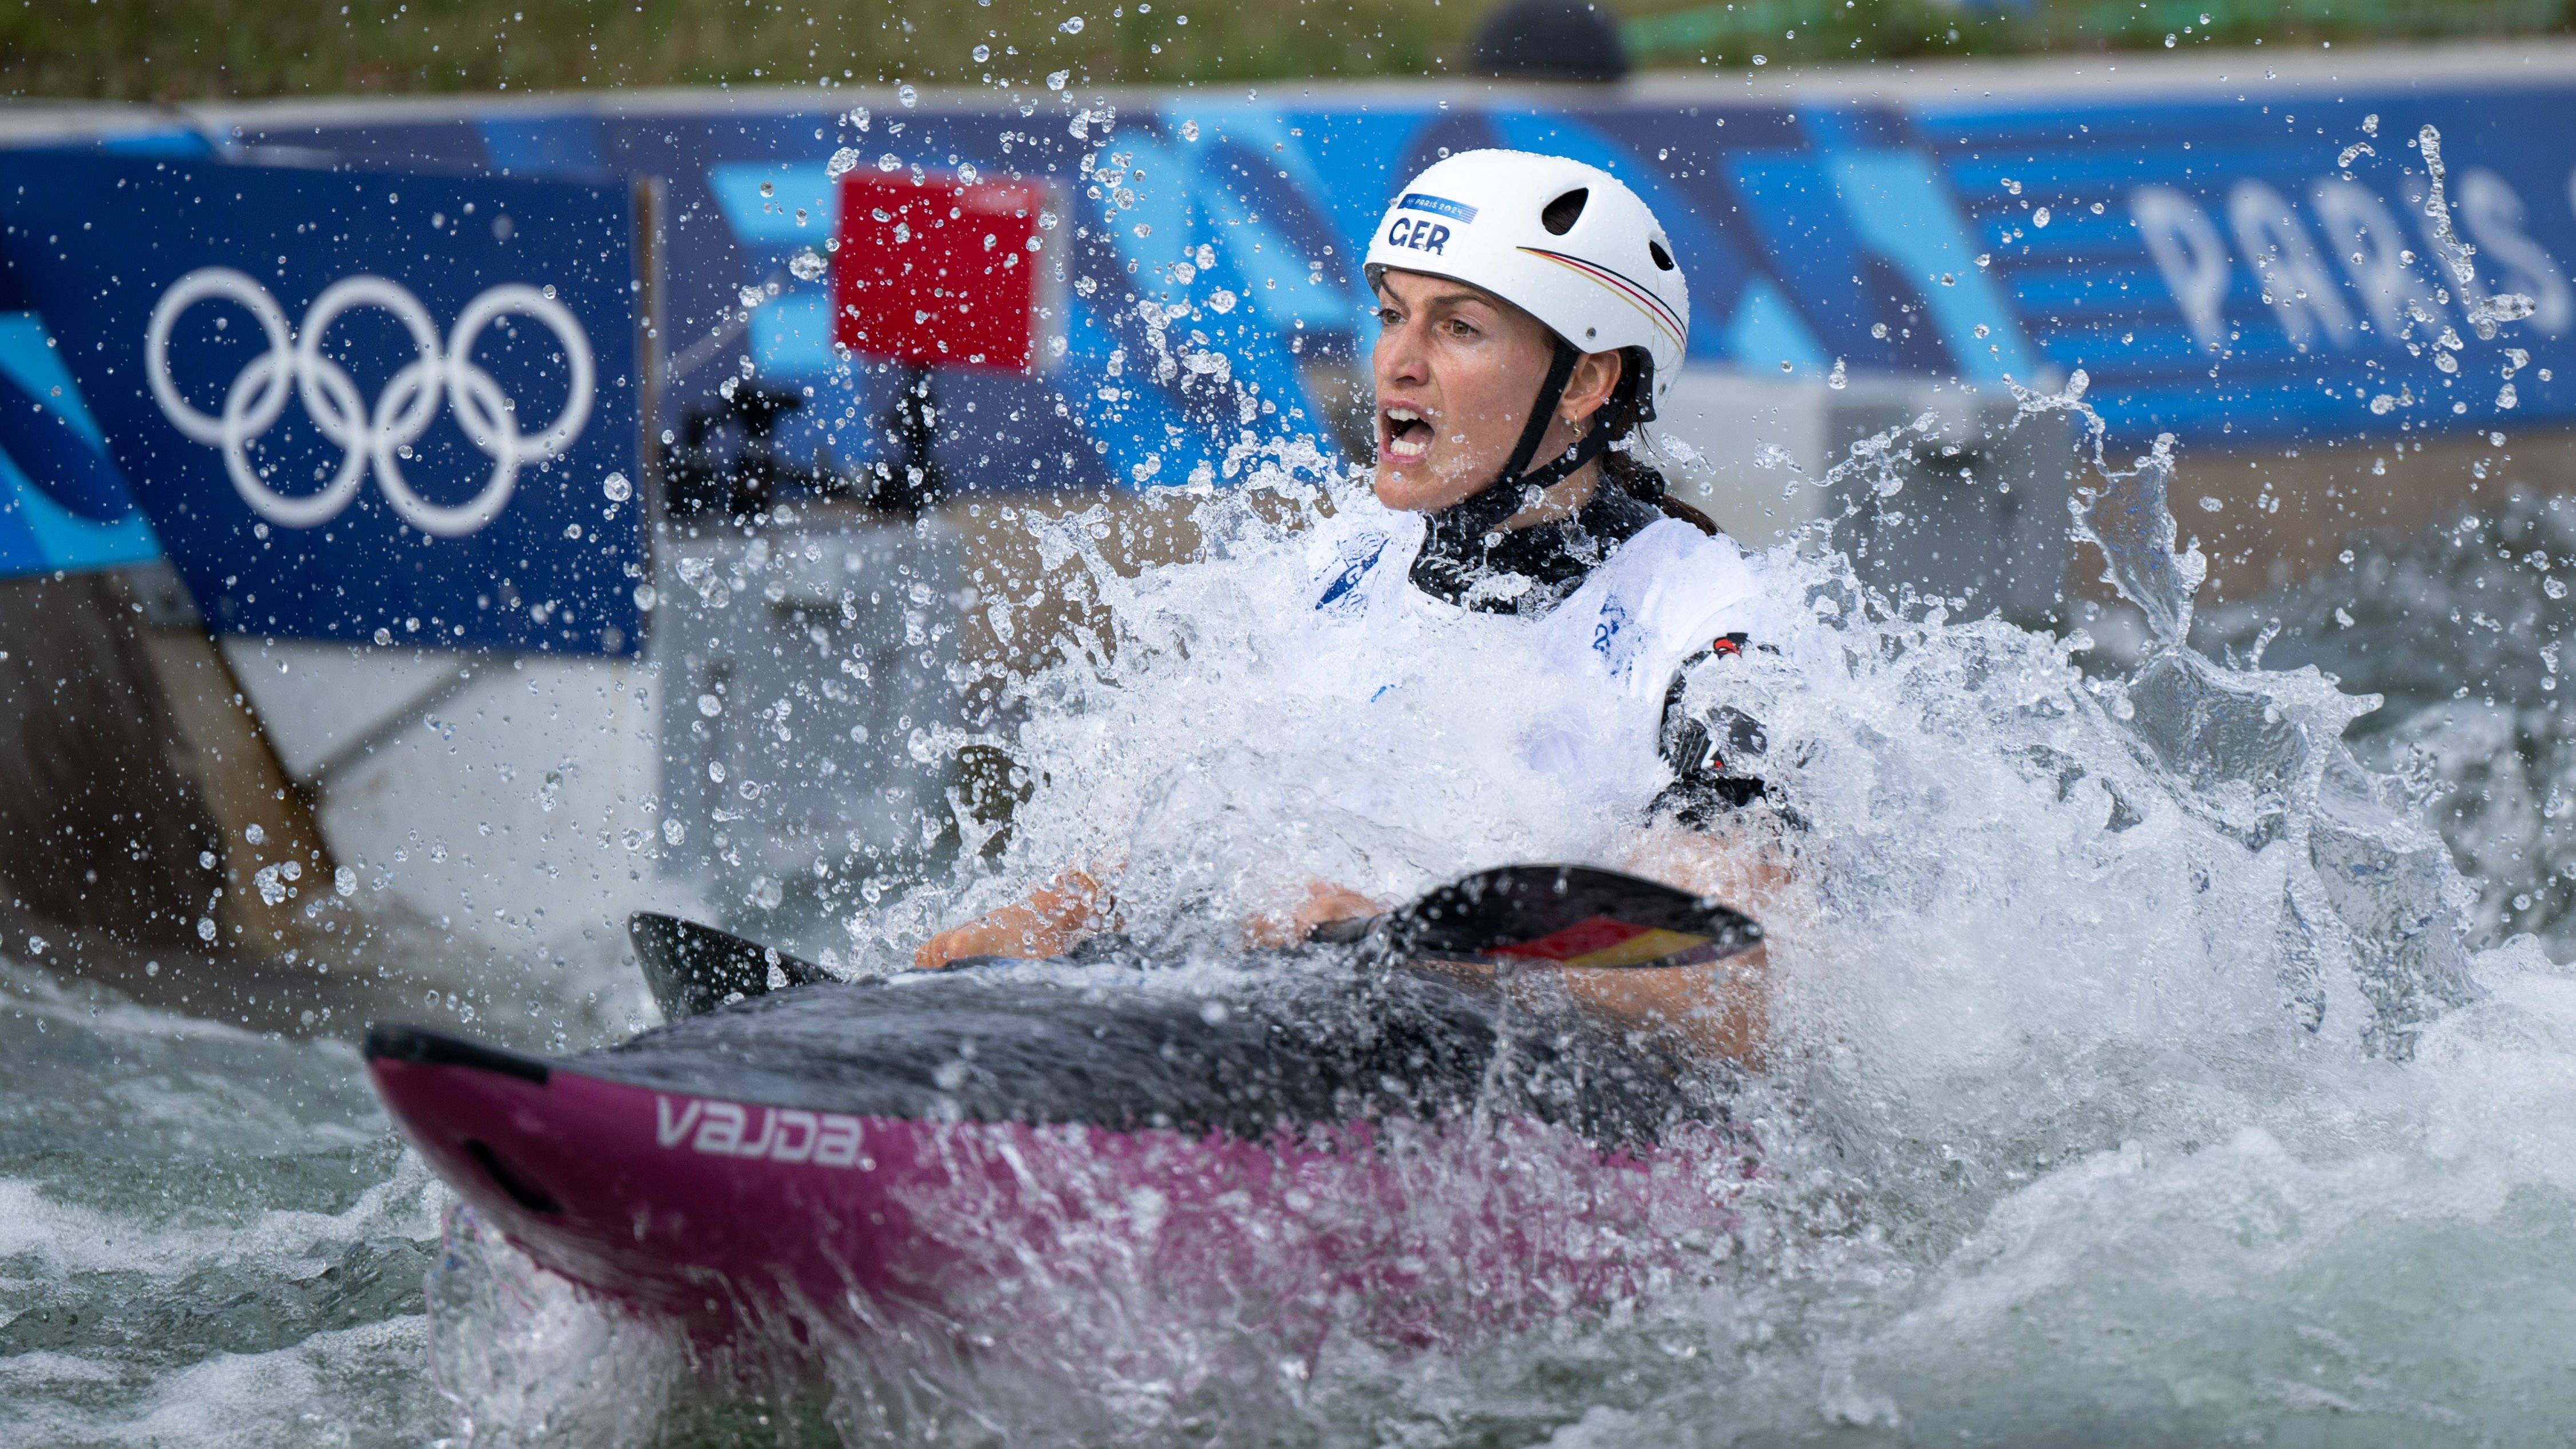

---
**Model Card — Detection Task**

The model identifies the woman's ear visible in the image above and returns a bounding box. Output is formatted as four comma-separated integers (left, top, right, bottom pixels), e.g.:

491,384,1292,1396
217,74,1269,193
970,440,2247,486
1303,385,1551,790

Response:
1561,349,1624,426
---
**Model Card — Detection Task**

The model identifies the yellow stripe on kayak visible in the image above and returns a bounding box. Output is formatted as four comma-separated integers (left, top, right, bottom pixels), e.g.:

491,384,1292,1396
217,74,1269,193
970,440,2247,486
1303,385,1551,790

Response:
1562,928,1712,969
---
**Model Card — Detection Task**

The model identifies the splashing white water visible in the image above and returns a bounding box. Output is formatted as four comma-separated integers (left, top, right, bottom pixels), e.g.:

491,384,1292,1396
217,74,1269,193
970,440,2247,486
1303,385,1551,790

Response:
2419,124,2539,341
399,362,2576,1441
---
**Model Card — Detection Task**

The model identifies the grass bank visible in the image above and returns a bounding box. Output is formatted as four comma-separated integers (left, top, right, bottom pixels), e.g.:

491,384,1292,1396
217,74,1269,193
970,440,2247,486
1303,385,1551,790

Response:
2,0,2566,102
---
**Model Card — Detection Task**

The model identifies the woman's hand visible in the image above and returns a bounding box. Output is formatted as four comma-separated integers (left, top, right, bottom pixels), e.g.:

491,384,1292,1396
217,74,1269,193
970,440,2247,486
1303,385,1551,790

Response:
1241,881,1383,949
914,868,1116,970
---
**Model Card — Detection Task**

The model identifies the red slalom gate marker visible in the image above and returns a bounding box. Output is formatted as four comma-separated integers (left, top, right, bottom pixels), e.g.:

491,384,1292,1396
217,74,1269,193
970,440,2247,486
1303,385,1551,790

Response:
831,171,1060,372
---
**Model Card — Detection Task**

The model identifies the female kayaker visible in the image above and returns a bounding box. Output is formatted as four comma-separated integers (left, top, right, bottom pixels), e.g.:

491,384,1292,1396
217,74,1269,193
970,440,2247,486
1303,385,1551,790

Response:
915,150,1796,1063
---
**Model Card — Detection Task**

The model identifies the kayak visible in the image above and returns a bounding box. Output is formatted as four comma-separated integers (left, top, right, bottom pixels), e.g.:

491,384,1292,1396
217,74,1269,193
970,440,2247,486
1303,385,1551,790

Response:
368,866,1765,1344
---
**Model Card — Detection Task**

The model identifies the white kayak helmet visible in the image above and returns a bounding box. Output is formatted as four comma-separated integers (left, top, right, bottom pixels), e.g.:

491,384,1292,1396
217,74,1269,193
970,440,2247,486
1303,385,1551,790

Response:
1364,149,1690,499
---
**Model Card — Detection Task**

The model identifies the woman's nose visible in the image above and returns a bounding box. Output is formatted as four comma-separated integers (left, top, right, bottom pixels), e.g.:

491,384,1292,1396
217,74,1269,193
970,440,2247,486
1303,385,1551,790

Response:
1375,319,1431,388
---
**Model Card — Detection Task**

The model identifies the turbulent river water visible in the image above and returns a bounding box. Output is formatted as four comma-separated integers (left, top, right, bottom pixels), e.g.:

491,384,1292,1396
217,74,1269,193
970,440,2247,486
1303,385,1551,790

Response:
12,382,2576,1446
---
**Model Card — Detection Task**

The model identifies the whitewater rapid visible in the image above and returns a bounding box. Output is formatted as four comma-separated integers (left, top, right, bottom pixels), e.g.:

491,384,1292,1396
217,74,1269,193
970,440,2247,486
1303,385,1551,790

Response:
12,381,2576,1444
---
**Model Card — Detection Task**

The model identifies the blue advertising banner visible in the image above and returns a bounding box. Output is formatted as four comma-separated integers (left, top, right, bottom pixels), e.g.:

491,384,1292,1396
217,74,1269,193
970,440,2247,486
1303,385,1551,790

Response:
0,303,163,581
0,152,644,652
1919,88,2568,447
202,72,2574,496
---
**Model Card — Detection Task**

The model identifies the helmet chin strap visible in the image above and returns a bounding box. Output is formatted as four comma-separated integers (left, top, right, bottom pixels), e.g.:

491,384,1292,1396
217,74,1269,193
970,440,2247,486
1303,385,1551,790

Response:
1434,338,1621,542
1407,341,1656,611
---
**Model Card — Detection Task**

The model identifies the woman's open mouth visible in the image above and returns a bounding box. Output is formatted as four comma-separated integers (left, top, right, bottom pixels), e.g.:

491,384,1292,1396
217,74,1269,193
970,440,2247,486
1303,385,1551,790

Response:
1382,406,1435,464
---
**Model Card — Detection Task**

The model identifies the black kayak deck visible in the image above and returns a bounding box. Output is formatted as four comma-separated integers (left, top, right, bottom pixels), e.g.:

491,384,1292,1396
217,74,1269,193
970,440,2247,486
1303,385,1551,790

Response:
374,952,1710,1146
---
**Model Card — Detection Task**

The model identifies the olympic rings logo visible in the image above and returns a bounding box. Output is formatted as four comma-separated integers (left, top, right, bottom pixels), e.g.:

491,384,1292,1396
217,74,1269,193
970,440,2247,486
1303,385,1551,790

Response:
145,268,594,538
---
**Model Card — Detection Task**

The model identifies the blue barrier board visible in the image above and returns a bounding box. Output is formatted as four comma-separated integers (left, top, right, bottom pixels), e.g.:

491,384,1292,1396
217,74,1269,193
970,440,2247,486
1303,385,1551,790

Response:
0,152,644,652
0,307,163,580
208,80,2567,487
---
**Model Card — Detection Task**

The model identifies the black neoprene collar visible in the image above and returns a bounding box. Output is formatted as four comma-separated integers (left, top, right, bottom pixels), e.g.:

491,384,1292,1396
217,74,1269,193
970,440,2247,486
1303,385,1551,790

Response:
1409,471,1663,616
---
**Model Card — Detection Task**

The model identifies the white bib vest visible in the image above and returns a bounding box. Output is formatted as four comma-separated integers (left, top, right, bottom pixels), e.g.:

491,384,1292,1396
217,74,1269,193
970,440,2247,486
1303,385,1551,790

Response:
1298,495,1770,785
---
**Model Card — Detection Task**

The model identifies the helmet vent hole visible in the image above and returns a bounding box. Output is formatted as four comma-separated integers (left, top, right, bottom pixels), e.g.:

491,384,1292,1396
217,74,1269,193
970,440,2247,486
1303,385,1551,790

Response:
1648,239,1675,271
1541,189,1589,236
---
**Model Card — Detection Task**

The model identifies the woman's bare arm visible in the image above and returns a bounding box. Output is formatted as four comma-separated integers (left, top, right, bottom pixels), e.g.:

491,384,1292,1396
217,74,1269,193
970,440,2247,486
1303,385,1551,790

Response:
1556,945,1768,1068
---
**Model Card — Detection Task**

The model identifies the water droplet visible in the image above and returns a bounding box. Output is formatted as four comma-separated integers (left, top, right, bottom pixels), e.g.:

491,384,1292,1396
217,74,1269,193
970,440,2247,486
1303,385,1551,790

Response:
973,43,990,62
789,248,828,282
1827,357,1847,390
2164,31,2177,46
1751,53,1767,65
603,471,632,502
2499,382,2521,410
245,823,266,846
2001,177,2021,195
827,147,862,179
1061,15,1085,32
1181,119,1200,141
2032,207,2052,228
898,82,919,107
1048,69,1070,90
699,693,723,717
879,153,903,172
759,180,775,198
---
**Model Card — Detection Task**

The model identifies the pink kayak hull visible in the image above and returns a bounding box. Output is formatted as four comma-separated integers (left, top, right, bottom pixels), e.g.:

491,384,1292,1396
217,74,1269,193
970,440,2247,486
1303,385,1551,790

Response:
372,1049,1754,1345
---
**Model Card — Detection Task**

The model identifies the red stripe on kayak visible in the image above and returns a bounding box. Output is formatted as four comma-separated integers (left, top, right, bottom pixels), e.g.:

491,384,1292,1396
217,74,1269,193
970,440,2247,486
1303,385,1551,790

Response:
1489,915,1652,962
